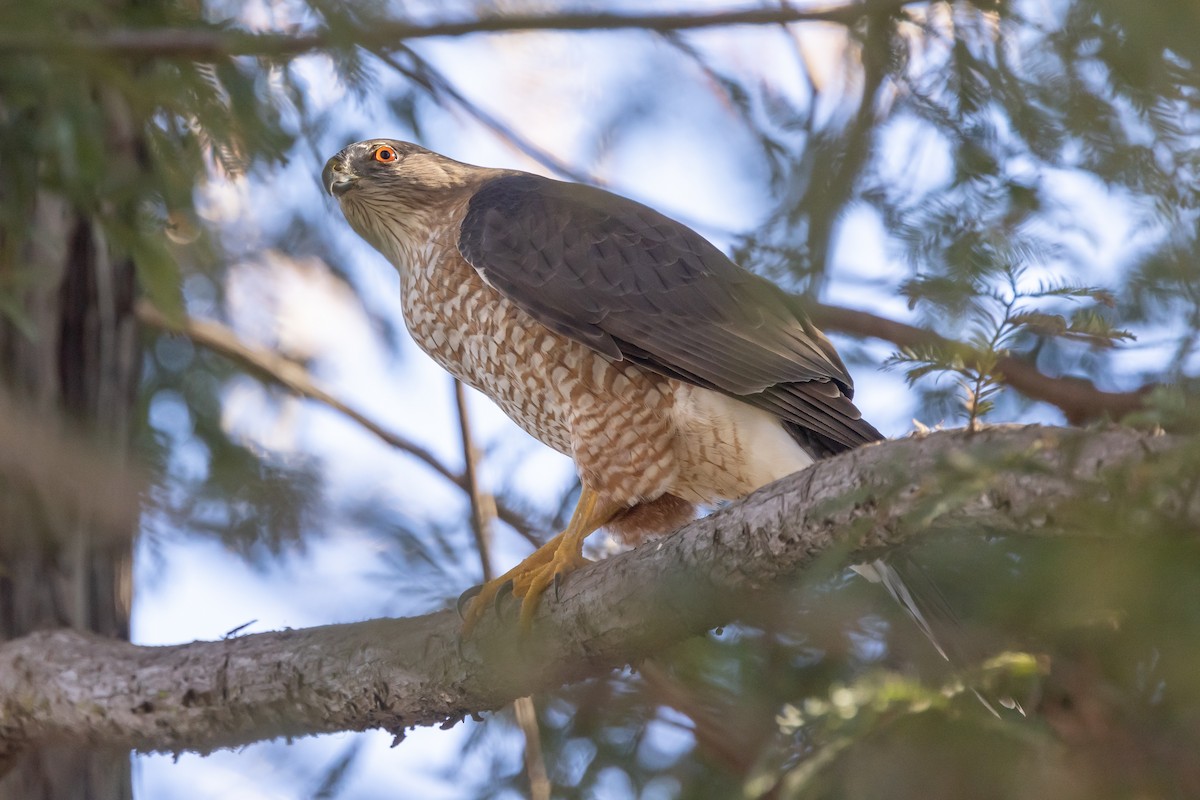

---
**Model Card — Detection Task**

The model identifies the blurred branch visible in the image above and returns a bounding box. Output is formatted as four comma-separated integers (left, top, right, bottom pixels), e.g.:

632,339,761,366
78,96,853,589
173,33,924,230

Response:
453,377,494,582
0,426,1179,755
808,302,1153,425
135,301,541,545
640,662,756,776
381,49,594,186
0,2,918,60
512,696,551,800
0,389,143,549
804,10,890,294
378,47,737,238
453,378,550,800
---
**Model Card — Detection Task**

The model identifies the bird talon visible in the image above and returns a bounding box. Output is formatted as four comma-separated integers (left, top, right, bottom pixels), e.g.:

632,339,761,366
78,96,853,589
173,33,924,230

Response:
493,579,516,614
456,488,618,636
456,585,483,619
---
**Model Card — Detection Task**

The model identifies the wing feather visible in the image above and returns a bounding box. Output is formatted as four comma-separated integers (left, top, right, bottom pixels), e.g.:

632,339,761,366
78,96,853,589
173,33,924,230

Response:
458,174,882,453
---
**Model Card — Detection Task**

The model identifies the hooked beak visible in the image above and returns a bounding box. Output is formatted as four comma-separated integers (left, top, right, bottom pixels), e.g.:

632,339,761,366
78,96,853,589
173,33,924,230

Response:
322,156,357,197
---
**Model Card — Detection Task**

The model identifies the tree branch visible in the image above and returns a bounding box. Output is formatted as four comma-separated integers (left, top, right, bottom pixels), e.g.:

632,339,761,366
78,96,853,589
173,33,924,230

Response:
807,302,1153,425
0,2,918,60
0,426,1176,756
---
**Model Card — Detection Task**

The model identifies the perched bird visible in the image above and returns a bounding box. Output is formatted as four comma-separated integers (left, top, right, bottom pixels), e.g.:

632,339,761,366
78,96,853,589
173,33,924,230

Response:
323,140,883,633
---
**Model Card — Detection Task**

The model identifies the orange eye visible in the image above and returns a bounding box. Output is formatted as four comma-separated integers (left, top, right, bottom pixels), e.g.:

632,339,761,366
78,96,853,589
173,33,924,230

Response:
374,146,398,163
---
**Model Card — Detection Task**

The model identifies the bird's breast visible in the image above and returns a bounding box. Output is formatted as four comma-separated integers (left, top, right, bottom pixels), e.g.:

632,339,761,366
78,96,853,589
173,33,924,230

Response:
398,237,580,455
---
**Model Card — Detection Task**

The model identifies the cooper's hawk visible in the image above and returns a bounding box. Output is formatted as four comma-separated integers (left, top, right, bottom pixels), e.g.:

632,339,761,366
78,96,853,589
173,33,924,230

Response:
323,140,883,632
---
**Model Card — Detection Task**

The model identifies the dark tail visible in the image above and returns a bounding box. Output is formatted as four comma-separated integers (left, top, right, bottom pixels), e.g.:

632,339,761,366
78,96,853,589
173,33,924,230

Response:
782,417,884,460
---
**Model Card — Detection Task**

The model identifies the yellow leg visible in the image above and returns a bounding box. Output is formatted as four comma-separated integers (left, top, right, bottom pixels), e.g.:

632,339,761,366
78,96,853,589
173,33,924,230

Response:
461,487,619,635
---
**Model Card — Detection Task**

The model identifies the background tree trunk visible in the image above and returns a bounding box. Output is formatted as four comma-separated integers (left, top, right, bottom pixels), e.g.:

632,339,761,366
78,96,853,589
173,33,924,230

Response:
0,114,141,800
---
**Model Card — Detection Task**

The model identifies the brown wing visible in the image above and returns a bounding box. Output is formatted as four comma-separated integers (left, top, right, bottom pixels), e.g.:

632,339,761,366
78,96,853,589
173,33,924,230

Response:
457,173,882,454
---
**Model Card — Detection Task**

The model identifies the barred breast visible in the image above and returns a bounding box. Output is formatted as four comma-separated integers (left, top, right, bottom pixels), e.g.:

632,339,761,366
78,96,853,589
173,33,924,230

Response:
398,228,680,506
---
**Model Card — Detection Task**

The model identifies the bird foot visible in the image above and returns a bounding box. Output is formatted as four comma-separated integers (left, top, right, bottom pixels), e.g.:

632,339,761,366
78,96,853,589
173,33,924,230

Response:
512,545,590,627
459,487,618,636
459,534,590,636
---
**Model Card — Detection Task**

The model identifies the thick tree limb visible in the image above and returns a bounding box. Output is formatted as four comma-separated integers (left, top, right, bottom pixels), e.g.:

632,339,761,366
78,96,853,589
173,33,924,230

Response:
0,426,1177,757
808,302,1153,425
0,2,918,60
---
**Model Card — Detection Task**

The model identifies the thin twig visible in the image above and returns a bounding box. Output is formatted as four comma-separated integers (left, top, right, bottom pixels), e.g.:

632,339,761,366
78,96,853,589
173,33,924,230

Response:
376,47,736,240
806,301,1154,425
513,696,551,800
452,378,551,800
0,2,920,60
453,378,494,583
135,300,541,545
380,49,594,187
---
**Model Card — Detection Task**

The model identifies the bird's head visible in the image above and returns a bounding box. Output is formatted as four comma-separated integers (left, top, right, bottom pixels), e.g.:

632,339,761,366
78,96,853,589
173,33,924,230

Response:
322,139,479,264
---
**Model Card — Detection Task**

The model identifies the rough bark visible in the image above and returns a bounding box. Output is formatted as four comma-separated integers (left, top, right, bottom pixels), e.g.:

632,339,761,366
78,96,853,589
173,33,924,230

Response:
0,425,1178,758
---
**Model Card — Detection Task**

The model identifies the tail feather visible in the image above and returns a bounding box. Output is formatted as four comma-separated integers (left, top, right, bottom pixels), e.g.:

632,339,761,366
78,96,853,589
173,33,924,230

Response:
782,418,883,460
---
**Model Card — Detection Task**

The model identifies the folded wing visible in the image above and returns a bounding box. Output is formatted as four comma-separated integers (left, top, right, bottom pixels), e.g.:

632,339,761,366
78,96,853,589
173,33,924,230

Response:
457,174,882,454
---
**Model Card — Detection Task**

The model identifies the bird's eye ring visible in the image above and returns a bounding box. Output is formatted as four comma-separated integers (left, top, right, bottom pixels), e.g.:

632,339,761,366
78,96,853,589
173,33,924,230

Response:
374,146,398,163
